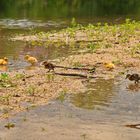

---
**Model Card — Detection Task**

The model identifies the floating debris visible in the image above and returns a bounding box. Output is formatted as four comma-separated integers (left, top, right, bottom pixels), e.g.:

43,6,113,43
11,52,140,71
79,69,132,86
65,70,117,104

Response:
4,122,15,129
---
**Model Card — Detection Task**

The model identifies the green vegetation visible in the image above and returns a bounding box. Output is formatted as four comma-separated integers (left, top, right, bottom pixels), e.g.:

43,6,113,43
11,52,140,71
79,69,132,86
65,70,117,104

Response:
26,85,37,96
0,73,15,88
45,73,54,82
15,73,25,80
57,89,67,103
26,19,140,57
0,0,140,19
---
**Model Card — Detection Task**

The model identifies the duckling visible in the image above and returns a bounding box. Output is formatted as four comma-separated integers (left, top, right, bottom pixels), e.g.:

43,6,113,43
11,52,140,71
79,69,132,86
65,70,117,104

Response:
0,65,8,71
24,55,38,65
42,61,55,72
126,74,140,84
104,62,115,70
0,57,8,65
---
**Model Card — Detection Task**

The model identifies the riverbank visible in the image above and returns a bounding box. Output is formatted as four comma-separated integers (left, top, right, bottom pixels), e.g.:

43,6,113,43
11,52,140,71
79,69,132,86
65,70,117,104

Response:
1,20,140,119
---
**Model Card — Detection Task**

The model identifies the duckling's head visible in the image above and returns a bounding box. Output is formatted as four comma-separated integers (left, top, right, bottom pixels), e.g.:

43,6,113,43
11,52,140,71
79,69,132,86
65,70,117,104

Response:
3,57,8,62
126,74,131,79
24,55,30,60
42,61,49,66
104,62,115,69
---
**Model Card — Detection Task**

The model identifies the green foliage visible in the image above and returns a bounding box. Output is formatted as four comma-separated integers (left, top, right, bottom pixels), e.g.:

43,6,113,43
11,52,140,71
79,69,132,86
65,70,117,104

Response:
0,0,140,19
0,73,14,88
26,85,36,96
15,73,25,79
27,19,140,53
71,17,77,27
57,89,67,103
45,73,54,82
87,43,100,52
0,73,9,80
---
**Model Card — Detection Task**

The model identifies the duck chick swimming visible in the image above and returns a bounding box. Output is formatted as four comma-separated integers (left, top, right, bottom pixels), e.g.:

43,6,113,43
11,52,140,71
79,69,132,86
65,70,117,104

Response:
104,62,115,70
24,55,38,65
0,57,8,65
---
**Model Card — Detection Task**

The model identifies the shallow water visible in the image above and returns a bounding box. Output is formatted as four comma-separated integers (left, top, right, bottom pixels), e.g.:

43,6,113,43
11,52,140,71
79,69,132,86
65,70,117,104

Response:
0,1,140,139
0,78,140,140
0,0,140,71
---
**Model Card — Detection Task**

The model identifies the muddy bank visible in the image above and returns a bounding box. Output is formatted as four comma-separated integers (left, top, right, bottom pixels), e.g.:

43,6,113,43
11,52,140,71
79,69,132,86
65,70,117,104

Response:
0,96,140,140
1,20,140,119
0,46,139,120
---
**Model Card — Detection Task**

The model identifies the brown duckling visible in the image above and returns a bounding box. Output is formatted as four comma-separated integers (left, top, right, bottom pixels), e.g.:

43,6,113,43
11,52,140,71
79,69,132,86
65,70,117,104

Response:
24,55,38,65
42,61,55,72
126,74,140,84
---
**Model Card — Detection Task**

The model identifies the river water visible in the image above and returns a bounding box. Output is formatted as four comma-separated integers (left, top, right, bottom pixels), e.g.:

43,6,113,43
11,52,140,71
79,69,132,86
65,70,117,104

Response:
0,1,140,140
0,0,140,70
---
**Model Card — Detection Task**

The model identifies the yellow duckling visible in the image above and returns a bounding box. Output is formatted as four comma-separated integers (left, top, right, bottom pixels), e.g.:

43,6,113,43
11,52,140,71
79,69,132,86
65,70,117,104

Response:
0,57,8,65
104,62,115,70
24,55,38,65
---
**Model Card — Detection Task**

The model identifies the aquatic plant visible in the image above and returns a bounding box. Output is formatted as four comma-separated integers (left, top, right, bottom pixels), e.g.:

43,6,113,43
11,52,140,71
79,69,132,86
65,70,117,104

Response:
26,85,36,96
45,73,54,82
15,73,25,79
0,73,14,88
57,89,67,103
71,17,77,27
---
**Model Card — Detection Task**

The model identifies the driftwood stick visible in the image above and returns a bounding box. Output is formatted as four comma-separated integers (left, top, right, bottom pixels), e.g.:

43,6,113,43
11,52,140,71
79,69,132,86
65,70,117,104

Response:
54,72,96,78
55,66,95,71
76,39,102,43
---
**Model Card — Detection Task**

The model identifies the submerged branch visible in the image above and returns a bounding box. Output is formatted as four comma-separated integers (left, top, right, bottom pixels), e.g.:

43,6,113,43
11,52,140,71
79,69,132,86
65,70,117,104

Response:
54,72,97,78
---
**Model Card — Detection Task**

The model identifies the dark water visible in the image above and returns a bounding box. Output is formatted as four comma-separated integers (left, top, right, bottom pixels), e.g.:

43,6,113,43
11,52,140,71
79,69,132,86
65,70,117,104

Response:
0,0,140,22
0,0,140,71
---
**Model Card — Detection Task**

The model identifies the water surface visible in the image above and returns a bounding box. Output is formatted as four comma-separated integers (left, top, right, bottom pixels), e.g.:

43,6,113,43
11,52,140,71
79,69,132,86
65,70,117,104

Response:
0,0,140,70
0,78,140,140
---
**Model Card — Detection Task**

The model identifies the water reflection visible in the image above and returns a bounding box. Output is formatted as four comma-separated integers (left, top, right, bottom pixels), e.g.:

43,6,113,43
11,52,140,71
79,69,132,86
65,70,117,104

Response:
25,65,38,70
0,40,78,71
126,83,140,92
70,79,115,110
0,65,8,72
0,19,64,29
0,0,140,70
0,0,140,21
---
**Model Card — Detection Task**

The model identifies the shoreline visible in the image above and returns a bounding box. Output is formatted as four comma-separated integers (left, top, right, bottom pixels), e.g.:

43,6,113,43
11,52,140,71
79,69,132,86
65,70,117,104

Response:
1,20,140,119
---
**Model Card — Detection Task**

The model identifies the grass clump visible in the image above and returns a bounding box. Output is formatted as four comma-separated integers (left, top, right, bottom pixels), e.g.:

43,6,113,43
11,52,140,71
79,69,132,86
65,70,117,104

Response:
26,19,140,50
57,89,67,103
0,73,15,88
